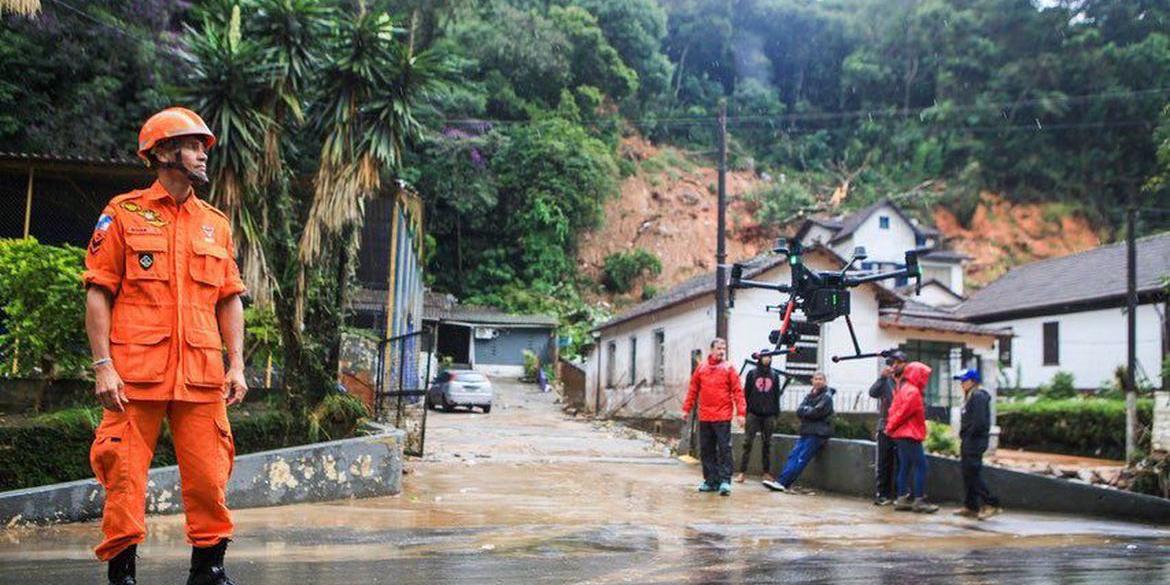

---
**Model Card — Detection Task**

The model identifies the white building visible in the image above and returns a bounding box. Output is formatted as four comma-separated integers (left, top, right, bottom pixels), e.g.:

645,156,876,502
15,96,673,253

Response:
584,246,1007,420
957,232,1170,391
794,199,968,299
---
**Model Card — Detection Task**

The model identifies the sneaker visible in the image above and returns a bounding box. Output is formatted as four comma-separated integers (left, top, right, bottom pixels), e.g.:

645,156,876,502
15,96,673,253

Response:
912,498,940,514
874,497,893,506
761,479,787,492
734,473,746,483
978,505,1002,520
718,482,732,496
893,495,914,511
952,507,980,519
697,481,718,492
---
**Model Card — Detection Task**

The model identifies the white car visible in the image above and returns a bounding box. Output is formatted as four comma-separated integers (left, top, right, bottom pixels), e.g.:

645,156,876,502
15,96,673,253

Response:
426,370,494,413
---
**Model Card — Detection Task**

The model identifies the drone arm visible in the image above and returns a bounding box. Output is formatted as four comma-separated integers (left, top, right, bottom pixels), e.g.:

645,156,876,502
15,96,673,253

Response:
731,278,793,293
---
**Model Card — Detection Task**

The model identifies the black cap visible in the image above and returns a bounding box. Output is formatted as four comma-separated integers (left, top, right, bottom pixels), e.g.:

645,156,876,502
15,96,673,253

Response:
884,350,908,365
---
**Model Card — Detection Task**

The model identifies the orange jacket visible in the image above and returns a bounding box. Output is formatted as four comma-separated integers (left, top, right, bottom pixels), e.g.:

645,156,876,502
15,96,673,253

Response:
885,362,932,442
83,181,246,402
682,355,746,422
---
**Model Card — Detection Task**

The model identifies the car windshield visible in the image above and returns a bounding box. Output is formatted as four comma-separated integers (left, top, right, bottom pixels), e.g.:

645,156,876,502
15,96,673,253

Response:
452,372,487,382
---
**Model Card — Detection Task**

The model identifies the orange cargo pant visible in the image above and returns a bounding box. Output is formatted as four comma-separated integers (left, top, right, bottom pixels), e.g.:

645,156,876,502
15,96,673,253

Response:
90,400,235,561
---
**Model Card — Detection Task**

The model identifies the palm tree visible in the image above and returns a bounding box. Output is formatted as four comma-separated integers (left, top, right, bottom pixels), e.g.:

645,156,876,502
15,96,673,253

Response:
0,0,40,16
181,0,441,406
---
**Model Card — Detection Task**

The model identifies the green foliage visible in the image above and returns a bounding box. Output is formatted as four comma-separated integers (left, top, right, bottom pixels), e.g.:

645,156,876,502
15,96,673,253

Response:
0,239,88,379
602,248,662,293
925,421,959,456
522,349,540,380
1038,371,1077,400
641,284,658,300
307,393,369,442
747,180,819,226
998,398,1154,460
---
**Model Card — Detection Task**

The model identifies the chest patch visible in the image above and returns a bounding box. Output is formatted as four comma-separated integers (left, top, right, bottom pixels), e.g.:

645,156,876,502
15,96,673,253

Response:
201,224,215,242
139,253,155,270
120,201,168,227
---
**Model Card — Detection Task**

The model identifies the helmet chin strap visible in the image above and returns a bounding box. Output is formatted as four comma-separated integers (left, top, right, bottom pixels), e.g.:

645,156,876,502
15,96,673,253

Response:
158,158,208,186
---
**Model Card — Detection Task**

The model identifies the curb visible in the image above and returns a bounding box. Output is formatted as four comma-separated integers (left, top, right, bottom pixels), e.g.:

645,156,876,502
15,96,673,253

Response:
1,425,405,527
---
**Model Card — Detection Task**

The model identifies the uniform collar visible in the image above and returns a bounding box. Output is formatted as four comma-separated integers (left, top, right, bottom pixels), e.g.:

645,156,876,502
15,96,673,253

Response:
145,180,199,209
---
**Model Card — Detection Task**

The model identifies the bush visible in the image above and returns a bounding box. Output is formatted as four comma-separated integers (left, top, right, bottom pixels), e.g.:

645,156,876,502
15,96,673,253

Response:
1038,371,1076,399
0,400,361,491
602,248,662,293
641,284,658,300
925,421,959,456
0,239,88,378
998,398,1154,460
522,349,540,380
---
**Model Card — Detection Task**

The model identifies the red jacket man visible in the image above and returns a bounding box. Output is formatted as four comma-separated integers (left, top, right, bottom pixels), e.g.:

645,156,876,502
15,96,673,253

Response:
681,338,745,495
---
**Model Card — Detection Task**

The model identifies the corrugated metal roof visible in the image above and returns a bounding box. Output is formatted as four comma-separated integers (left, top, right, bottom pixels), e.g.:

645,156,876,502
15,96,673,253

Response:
424,303,558,327
0,151,142,167
956,231,1170,321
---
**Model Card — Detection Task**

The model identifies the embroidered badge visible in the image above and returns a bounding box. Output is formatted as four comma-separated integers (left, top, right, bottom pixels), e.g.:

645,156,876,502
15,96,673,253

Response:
94,214,113,232
201,224,215,242
119,202,167,227
139,253,154,270
88,230,106,254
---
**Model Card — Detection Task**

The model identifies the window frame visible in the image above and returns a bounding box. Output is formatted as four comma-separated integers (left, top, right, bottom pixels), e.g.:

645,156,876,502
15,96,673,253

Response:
1042,321,1060,366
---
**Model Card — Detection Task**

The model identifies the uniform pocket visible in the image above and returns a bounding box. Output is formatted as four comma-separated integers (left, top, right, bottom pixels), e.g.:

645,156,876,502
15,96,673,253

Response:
184,327,226,387
110,325,171,383
124,234,170,281
190,240,227,288
90,420,131,491
213,411,236,479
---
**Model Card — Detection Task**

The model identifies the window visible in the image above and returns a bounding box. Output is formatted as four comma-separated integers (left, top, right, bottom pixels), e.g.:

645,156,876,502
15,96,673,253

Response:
999,336,1013,367
606,342,617,388
652,330,666,384
1043,322,1059,366
629,336,638,385
879,216,890,230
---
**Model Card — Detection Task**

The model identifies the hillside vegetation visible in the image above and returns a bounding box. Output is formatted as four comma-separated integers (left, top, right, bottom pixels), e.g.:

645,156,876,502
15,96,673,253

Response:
3,0,1169,351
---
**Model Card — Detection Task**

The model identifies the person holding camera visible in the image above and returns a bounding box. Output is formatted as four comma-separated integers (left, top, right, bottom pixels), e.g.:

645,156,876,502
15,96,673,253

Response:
869,350,906,506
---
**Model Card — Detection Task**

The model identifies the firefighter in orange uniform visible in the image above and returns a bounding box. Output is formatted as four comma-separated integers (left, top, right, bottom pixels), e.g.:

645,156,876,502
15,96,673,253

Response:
84,107,248,585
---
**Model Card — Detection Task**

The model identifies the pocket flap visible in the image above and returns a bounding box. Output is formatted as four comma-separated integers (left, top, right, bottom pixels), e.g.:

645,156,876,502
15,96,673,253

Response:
192,240,228,259
185,327,223,350
110,325,171,345
125,234,167,252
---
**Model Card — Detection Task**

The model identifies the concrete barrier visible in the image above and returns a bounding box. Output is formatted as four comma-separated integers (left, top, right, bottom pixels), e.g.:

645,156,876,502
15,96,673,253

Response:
0,424,405,527
730,433,1170,525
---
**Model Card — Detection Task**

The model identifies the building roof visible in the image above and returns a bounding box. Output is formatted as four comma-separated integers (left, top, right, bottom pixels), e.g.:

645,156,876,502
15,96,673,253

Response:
0,151,150,179
956,231,1170,321
593,246,903,333
895,279,965,303
879,298,1010,337
921,249,971,263
423,292,558,327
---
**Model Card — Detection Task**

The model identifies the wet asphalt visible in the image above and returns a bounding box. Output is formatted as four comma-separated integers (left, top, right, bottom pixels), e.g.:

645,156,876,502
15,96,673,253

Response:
1,379,1168,584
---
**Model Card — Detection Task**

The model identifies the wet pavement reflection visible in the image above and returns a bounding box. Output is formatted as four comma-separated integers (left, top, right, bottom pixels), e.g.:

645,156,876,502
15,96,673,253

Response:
2,379,1167,584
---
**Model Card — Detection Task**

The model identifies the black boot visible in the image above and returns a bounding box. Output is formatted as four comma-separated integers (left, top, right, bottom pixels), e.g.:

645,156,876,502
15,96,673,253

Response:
107,544,137,585
186,540,235,585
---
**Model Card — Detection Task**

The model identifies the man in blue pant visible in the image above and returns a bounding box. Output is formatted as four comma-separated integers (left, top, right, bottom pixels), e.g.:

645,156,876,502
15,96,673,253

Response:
763,372,835,492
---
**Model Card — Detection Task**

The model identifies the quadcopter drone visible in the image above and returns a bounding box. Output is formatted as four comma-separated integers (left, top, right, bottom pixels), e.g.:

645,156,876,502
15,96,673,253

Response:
728,238,930,385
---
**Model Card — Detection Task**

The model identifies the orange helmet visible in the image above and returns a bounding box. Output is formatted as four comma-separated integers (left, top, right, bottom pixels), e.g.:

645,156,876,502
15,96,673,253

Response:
137,107,216,165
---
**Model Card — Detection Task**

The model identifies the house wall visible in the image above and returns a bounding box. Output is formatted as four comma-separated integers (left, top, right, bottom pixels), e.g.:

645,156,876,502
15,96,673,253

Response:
991,303,1165,390
831,204,919,265
920,260,965,296
800,224,837,246
473,327,554,368
588,253,997,419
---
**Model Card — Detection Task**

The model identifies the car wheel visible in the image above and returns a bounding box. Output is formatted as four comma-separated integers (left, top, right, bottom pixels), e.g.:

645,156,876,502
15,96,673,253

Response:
481,405,492,414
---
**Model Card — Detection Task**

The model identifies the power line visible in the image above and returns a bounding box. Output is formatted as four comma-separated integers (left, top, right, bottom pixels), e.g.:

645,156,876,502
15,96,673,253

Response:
43,0,154,44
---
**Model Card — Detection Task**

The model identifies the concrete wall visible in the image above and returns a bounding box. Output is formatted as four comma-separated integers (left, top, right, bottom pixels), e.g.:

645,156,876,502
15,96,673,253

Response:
588,253,998,419
991,303,1164,390
1155,390,1170,453
0,425,405,527
729,433,1170,525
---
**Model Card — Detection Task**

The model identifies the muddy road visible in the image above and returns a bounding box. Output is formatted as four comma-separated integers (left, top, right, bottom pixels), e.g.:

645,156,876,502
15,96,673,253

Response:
2,379,1168,584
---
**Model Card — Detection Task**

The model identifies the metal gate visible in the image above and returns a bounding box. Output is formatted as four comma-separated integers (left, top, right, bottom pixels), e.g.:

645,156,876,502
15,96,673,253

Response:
375,329,434,457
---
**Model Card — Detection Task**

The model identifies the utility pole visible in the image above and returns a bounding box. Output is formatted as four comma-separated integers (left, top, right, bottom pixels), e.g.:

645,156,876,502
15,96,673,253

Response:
1126,191,1138,463
715,100,729,340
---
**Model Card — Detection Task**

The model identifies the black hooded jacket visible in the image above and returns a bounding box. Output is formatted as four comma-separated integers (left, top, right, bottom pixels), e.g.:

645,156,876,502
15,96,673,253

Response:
744,366,783,416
